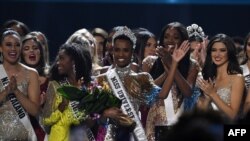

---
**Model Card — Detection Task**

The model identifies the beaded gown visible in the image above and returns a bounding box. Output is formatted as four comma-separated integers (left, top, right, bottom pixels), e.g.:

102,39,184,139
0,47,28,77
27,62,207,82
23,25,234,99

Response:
96,65,161,141
0,68,32,140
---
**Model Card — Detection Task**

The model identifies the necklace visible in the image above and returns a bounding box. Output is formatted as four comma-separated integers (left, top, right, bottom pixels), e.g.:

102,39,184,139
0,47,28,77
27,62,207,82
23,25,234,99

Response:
59,77,70,86
115,64,131,82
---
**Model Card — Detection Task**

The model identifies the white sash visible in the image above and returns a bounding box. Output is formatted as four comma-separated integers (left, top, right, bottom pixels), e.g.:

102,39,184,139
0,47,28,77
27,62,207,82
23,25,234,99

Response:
69,101,96,141
241,64,250,89
241,64,250,76
59,80,96,141
164,89,183,126
106,68,148,141
0,65,37,141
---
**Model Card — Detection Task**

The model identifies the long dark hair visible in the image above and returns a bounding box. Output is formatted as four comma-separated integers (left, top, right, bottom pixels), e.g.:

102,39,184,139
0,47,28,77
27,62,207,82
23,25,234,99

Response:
21,34,46,76
241,32,250,64
202,34,242,80
0,28,21,44
158,22,190,78
134,30,156,66
2,19,30,36
49,43,92,84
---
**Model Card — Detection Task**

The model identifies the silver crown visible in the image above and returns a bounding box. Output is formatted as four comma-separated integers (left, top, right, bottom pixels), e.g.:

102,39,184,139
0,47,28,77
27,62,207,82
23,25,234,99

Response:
187,23,205,39
112,26,136,49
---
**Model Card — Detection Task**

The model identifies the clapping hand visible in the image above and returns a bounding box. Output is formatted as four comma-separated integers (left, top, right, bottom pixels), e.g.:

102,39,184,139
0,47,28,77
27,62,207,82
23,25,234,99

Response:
5,75,18,94
197,78,216,98
200,37,208,67
172,40,190,63
157,45,172,63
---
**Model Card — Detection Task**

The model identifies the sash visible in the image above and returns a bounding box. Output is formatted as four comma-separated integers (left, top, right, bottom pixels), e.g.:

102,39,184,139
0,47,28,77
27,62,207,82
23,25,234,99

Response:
0,65,37,141
241,64,250,76
241,64,250,89
106,68,148,141
59,80,96,141
164,89,184,126
68,101,96,141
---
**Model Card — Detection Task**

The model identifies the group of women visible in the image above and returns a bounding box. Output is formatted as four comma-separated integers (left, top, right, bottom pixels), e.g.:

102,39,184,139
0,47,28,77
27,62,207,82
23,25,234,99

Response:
0,19,250,141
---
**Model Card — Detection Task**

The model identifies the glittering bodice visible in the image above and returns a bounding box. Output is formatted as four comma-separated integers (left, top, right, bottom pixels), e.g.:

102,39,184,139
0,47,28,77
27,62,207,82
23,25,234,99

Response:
211,83,232,111
216,86,231,105
0,80,29,140
116,65,131,82
115,65,159,109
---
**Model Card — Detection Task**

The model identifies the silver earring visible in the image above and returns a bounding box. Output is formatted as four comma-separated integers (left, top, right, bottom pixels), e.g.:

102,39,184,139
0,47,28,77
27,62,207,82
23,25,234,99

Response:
73,64,76,74
0,53,3,63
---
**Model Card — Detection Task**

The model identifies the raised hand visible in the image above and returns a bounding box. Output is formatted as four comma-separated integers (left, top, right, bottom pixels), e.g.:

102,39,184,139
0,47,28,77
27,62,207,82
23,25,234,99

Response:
200,36,208,67
157,45,171,60
172,40,190,63
190,43,200,63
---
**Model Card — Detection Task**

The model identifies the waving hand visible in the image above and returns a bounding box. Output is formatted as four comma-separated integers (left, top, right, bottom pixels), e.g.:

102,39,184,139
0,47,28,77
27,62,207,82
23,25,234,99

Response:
172,40,190,63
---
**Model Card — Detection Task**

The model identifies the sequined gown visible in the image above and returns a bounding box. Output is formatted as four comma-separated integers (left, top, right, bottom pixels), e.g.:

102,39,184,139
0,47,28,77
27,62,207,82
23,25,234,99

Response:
96,65,161,141
98,65,160,118
241,64,250,89
211,82,232,111
146,59,198,141
0,76,30,140
146,83,184,141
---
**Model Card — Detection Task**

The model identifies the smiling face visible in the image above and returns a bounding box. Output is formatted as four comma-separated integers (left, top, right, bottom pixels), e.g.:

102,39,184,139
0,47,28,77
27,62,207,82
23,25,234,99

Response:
22,39,41,66
56,49,74,76
113,38,133,68
163,27,182,54
0,34,21,64
144,37,157,58
211,42,229,67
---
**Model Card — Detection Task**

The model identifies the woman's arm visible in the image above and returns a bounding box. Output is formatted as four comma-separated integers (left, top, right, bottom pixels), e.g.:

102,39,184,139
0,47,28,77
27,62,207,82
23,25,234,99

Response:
212,75,244,120
172,64,197,97
158,41,195,97
158,41,190,99
199,75,244,120
14,69,40,116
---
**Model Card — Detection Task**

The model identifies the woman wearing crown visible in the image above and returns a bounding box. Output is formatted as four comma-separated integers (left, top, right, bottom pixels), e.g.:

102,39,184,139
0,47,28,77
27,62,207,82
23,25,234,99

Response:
95,26,190,141
184,23,208,110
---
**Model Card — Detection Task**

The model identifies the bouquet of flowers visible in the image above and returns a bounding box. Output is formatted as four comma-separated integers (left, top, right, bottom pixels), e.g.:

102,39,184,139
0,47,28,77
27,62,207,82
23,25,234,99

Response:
57,80,121,115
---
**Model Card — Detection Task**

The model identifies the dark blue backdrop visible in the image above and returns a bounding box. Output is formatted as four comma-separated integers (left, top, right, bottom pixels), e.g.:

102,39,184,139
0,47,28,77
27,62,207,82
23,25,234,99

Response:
1,1,250,62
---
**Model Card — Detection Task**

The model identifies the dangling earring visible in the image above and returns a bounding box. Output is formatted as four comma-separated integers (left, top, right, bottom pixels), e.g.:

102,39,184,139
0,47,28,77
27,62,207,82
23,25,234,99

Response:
0,52,3,63
73,64,76,74
131,55,134,63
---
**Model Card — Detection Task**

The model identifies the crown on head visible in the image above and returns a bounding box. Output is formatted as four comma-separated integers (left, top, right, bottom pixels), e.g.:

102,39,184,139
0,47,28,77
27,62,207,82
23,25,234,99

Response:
112,26,136,49
187,23,205,40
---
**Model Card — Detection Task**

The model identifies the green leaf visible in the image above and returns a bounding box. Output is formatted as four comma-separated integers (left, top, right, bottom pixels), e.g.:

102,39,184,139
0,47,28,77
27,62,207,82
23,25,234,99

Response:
57,85,85,101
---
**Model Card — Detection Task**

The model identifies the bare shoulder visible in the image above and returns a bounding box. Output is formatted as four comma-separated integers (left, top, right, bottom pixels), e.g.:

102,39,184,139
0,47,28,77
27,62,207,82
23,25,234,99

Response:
20,63,39,77
231,74,244,84
232,74,244,79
